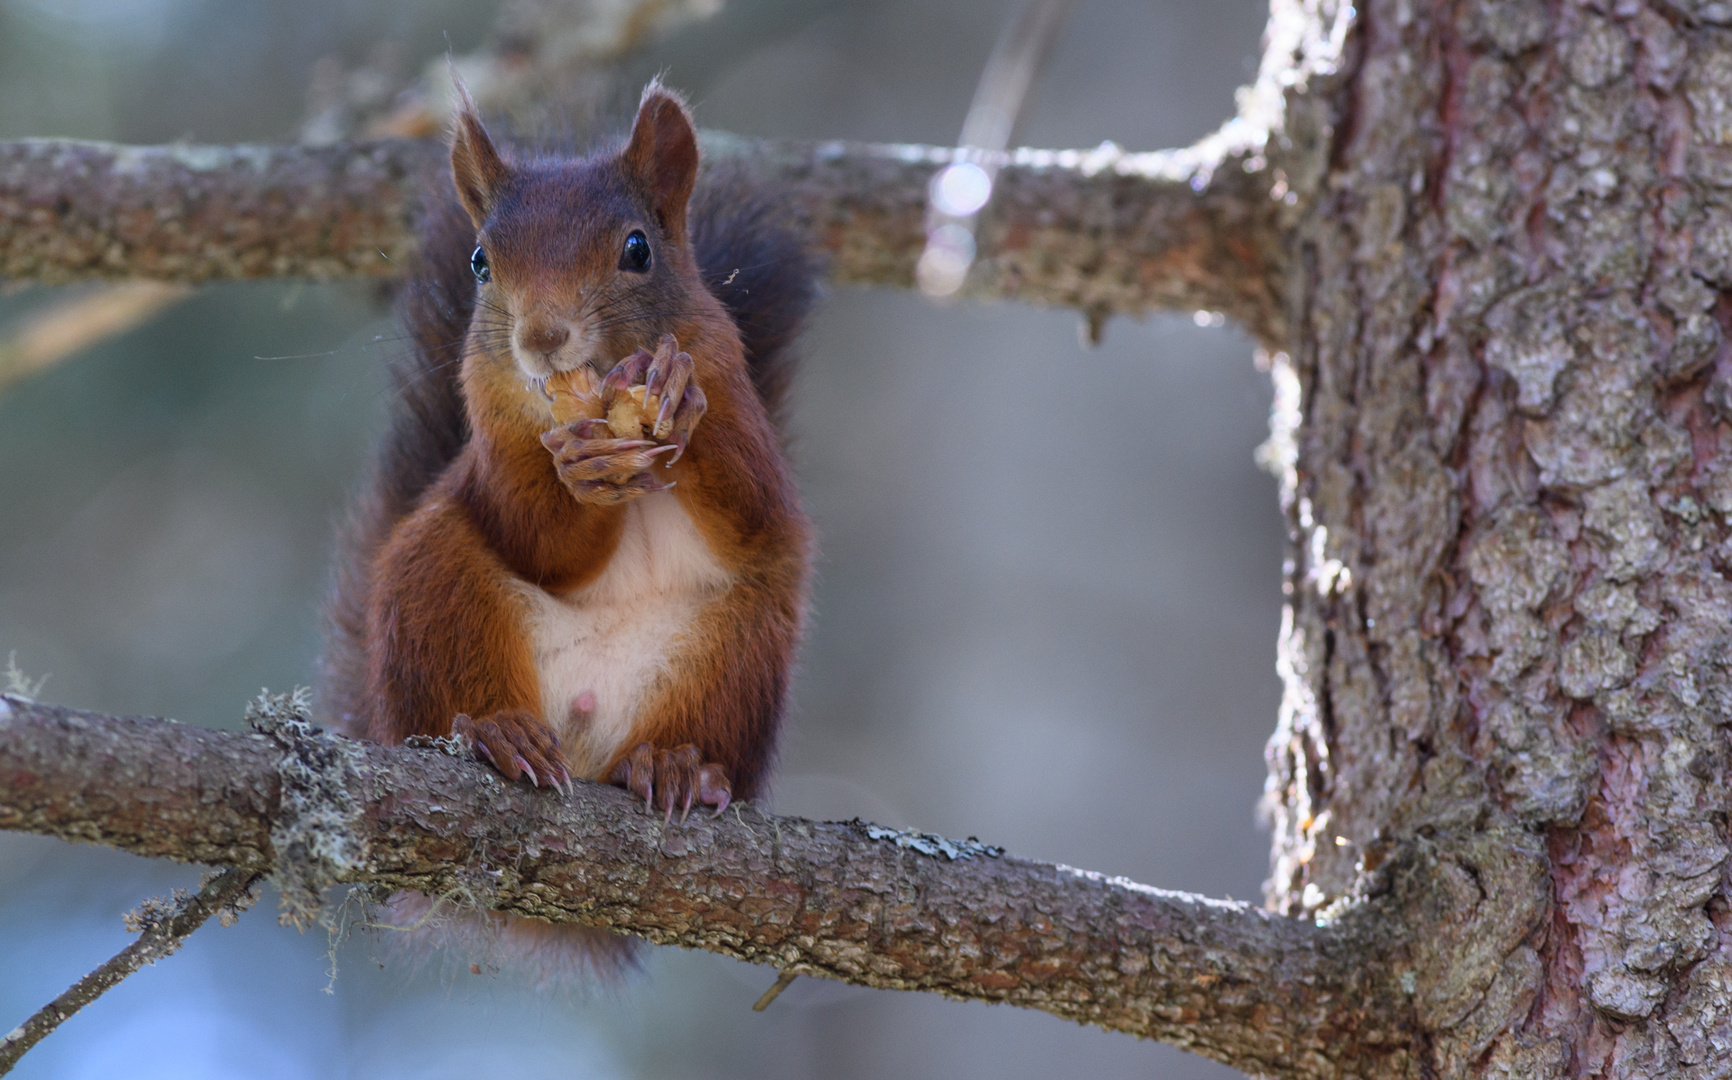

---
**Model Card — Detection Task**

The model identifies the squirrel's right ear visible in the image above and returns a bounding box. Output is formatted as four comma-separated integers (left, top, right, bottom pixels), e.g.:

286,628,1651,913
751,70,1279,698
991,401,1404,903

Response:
450,78,507,228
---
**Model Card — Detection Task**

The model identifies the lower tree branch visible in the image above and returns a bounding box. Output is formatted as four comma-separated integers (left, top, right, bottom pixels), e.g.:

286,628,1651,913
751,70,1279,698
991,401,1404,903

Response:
0,133,1284,343
0,693,1402,1079
0,866,259,1076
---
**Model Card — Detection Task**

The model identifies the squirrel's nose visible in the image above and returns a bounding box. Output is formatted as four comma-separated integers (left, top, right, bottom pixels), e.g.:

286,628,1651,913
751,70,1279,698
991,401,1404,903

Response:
520,322,571,357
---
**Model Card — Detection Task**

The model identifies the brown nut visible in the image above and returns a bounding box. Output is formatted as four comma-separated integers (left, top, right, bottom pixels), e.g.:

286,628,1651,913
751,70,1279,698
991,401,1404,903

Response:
546,367,603,424
606,385,653,438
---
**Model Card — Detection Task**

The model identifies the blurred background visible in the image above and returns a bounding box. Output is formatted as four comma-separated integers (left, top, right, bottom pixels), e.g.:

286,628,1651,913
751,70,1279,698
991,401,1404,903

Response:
0,0,1279,1077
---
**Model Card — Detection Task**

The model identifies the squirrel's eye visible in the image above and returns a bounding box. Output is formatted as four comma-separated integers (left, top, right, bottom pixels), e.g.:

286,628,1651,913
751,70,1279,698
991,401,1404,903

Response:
470,246,491,283
620,231,651,273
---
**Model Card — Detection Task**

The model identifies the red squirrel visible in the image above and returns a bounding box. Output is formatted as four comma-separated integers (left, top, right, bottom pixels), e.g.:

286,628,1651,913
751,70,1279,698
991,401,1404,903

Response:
317,81,817,974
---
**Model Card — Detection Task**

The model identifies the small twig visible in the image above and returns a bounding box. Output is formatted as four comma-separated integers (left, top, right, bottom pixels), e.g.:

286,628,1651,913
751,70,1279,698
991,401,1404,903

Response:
752,970,799,1011
0,867,259,1076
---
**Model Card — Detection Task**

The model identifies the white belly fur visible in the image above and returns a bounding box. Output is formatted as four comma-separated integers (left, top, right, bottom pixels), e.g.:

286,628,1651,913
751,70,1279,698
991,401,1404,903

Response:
516,492,732,778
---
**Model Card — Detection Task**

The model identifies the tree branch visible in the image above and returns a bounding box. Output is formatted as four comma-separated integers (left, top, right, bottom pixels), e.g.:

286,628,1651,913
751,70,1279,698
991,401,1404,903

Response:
0,133,1284,343
0,867,259,1076
0,693,1400,1079
0,139,444,285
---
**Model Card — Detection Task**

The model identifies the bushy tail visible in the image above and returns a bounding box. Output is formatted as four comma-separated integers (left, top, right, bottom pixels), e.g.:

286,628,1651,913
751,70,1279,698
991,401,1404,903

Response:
691,160,823,430
371,892,641,989
316,186,476,738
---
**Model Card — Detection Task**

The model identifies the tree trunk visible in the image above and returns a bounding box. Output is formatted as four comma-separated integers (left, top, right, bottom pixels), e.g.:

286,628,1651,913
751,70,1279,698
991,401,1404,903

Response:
1262,0,1732,1074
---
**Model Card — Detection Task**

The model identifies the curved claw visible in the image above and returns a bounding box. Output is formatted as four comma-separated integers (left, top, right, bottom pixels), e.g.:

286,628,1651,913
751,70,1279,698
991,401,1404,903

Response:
610,743,656,806
698,764,732,817
644,337,693,442
474,740,500,769
673,383,707,463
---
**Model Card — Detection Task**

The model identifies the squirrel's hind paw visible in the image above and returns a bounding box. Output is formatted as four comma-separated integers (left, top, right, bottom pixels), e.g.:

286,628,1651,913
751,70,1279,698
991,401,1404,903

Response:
453,710,571,791
609,742,732,823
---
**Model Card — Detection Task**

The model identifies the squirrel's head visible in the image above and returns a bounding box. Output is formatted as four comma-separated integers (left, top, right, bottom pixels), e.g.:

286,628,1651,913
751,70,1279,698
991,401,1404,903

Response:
450,80,703,387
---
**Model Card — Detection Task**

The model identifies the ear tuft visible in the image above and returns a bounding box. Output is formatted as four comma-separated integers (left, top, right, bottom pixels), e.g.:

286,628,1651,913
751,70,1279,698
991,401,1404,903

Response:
622,81,699,242
450,74,508,229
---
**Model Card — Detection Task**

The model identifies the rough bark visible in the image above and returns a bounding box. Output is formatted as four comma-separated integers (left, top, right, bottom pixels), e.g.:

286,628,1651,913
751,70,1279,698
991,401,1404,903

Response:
0,693,1412,1079
0,133,1284,342
1258,0,1732,1075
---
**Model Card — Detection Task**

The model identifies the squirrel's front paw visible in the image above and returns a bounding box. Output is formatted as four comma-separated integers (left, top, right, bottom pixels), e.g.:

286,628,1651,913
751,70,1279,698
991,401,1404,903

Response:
453,709,571,791
542,418,677,504
608,742,732,823
601,334,707,462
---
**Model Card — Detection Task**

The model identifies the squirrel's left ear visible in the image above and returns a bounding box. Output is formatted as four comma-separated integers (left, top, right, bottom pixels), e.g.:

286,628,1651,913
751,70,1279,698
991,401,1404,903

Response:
622,82,699,242
450,75,508,229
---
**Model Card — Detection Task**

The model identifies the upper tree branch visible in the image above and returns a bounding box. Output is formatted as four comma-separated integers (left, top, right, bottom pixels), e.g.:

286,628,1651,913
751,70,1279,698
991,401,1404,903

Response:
0,694,1400,1079
0,134,1285,343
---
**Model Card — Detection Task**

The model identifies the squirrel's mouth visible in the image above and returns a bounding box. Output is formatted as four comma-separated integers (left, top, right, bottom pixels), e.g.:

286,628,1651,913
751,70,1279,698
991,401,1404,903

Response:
509,317,601,385
526,354,602,398
525,352,613,413
525,372,570,402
